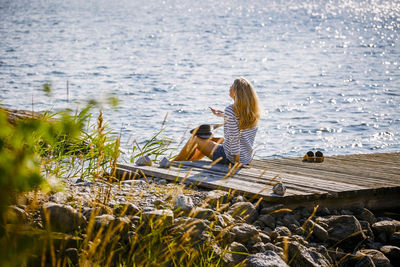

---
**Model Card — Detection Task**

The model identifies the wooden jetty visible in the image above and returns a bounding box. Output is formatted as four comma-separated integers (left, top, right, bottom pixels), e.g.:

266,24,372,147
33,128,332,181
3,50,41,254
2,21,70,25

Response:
117,153,400,210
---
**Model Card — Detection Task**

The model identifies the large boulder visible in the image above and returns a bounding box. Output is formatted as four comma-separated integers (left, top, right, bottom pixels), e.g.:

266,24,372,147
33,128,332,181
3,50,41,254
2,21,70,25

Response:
318,215,366,250
246,251,288,267
356,249,391,267
228,202,258,223
41,202,87,233
286,241,331,267
230,223,259,244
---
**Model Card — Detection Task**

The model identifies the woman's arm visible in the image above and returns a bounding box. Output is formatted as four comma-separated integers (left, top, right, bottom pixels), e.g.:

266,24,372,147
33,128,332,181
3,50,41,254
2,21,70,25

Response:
209,107,224,117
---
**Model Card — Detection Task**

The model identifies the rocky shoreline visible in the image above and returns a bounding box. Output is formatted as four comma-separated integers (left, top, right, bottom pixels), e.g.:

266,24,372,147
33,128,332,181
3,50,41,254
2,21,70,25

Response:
8,175,400,266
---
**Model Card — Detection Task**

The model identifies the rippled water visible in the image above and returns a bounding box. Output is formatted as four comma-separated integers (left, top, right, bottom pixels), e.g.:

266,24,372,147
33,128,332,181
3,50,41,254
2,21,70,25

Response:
1,0,399,158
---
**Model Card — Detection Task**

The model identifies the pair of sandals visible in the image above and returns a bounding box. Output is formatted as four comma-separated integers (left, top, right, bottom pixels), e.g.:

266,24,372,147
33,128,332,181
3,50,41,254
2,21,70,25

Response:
303,151,324,163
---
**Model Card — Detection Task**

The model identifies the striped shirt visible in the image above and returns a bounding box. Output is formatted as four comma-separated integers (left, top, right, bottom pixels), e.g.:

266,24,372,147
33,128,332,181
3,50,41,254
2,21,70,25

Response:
222,105,258,165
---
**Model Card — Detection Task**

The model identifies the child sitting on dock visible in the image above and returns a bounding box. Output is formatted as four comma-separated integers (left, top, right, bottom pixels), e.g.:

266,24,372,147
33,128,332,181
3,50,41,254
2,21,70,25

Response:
174,77,260,168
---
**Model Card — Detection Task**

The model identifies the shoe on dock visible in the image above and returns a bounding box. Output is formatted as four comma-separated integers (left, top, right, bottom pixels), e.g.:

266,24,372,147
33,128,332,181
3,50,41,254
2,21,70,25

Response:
303,151,315,162
315,151,324,163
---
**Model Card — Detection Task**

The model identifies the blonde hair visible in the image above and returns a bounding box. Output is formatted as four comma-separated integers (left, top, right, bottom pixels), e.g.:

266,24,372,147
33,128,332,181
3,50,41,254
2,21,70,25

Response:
232,77,260,130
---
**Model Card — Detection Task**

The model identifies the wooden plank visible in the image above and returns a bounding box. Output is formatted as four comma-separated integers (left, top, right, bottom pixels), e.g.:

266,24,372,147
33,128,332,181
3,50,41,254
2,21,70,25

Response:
117,163,318,196
116,165,321,202
177,161,368,192
250,161,400,188
255,158,400,180
252,159,400,186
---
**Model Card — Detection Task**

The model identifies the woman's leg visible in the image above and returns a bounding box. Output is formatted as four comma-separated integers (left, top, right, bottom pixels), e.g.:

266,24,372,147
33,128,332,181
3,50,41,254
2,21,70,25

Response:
174,136,222,161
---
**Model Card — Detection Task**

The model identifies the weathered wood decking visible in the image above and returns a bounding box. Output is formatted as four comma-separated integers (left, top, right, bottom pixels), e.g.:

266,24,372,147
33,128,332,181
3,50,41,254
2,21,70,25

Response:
116,153,400,210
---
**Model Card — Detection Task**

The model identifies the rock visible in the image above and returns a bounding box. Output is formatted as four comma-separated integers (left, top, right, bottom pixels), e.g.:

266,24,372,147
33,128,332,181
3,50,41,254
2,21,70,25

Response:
158,157,171,168
135,156,152,166
228,202,258,223
306,220,329,242
83,206,112,220
259,232,271,244
154,178,167,185
121,180,147,186
356,249,391,267
390,232,400,246
114,203,141,216
393,220,400,231
275,226,291,237
264,243,284,257
318,215,366,250
316,206,331,216
173,217,210,241
41,202,87,233
281,214,299,227
174,195,194,213
246,251,288,267
356,208,377,225
205,190,231,206
216,213,235,228
224,242,248,265
340,209,353,215
251,242,268,253
63,248,79,266
230,223,259,244
287,241,330,267
6,205,27,224
232,195,247,203
260,204,284,215
372,220,397,235
247,234,263,248
142,209,174,227
288,224,303,236
359,220,374,239
190,207,217,220
272,182,286,196
48,192,68,203
229,242,249,264
258,214,275,229
354,255,376,267
94,214,131,234
380,245,400,266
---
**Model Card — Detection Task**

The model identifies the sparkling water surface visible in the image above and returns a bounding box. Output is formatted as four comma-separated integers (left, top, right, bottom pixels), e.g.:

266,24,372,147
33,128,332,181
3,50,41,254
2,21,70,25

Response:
1,0,399,159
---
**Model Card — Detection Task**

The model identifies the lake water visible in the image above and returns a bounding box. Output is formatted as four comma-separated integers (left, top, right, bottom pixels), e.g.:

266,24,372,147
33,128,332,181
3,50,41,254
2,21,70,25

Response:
1,0,399,159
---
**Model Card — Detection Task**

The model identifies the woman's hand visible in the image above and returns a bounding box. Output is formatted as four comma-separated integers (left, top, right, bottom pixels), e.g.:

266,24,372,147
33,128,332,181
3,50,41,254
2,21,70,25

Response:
209,107,224,117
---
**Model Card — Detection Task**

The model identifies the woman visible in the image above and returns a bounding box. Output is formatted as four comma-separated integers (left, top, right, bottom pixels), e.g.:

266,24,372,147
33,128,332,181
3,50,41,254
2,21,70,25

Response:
174,77,260,168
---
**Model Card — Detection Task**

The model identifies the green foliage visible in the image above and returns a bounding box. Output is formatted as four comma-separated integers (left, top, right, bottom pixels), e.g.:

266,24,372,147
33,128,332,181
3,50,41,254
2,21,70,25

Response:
130,127,173,163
